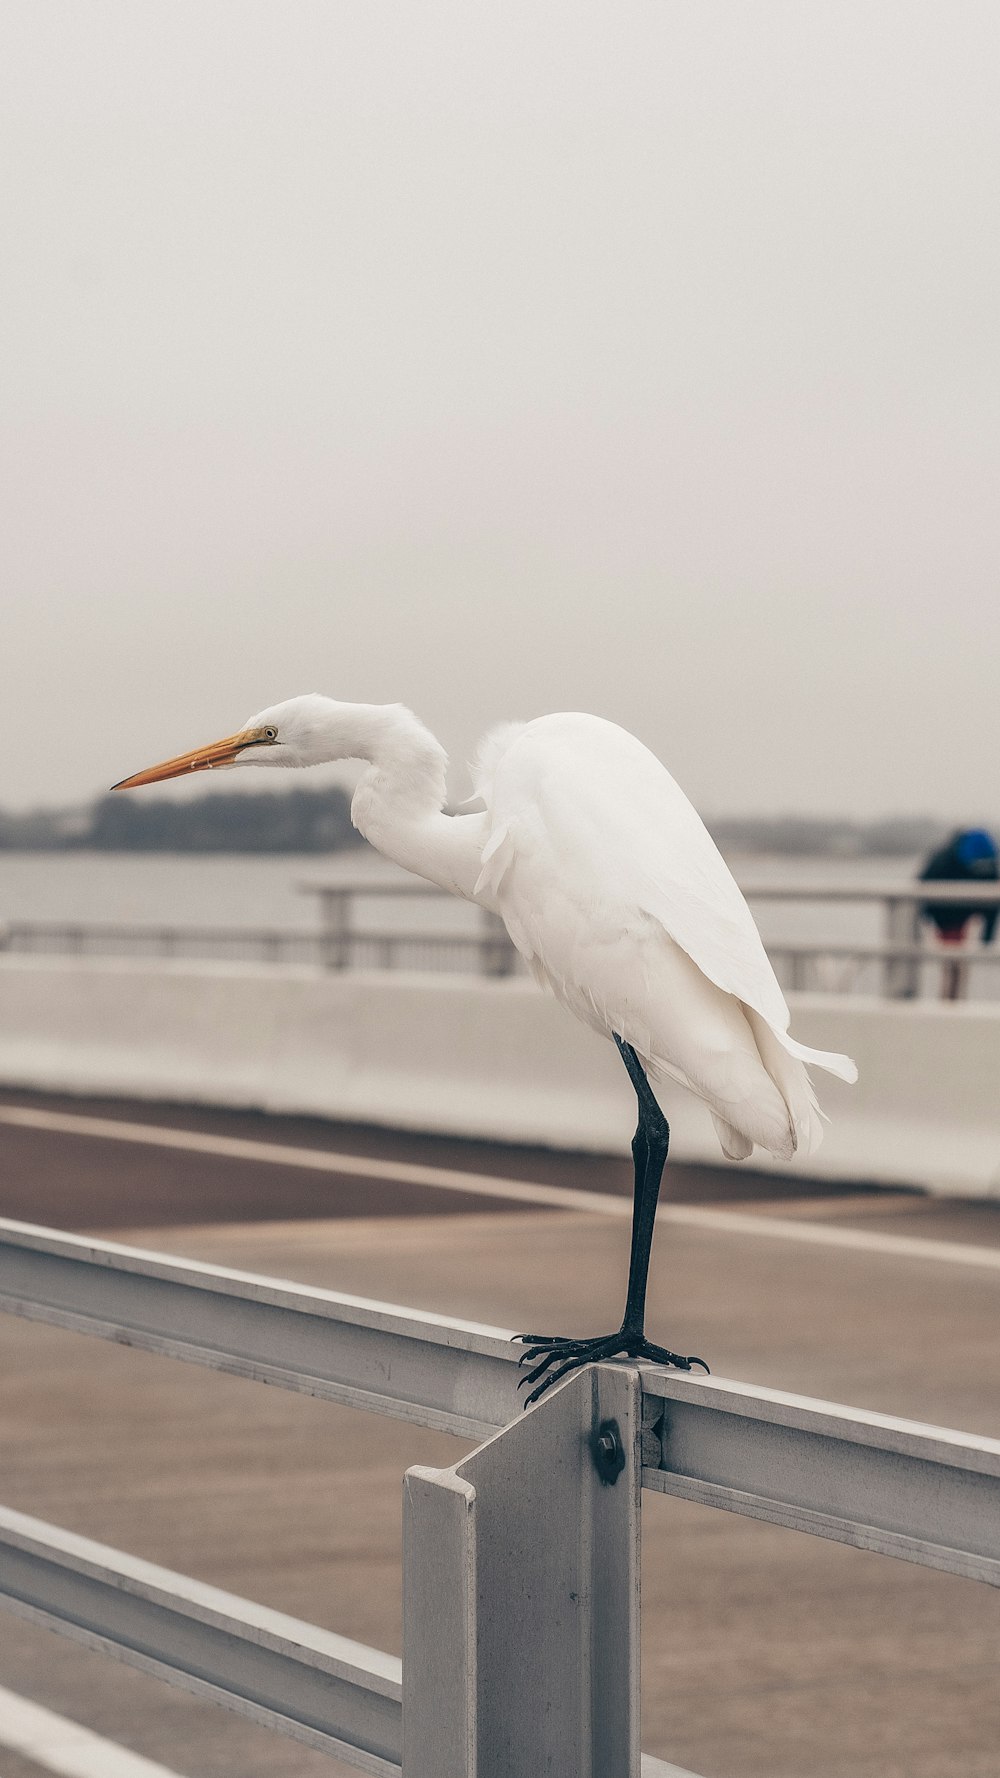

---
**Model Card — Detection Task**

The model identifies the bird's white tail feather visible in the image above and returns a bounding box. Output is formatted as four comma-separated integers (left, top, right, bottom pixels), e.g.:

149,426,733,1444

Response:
745,1009,827,1157
773,1028,858,1084
710,1114,754,1161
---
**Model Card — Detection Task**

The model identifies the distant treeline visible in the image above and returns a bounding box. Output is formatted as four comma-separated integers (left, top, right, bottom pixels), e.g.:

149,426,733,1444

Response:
0,793,962,857
0,786,363,853
708,814,950,858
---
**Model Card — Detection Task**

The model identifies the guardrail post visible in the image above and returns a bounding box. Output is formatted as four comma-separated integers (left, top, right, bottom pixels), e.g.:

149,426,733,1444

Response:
319,889,352,969
478,908,516,977
884,896,921,998
402,1361,641,1778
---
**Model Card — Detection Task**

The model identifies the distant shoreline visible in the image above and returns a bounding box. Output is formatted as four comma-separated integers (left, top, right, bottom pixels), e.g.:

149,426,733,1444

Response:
0,786,976,858
0,784,364,855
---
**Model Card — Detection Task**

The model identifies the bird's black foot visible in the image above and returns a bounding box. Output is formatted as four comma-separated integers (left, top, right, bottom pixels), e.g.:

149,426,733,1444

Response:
513,1328,710,1408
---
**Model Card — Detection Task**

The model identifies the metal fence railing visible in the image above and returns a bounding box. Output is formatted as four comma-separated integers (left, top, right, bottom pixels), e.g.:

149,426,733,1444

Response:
739,878,1000,1000
0,922,323,965
767,937,1000,997
5,878,1000,996
0,920,518,978
0,1215,997,1775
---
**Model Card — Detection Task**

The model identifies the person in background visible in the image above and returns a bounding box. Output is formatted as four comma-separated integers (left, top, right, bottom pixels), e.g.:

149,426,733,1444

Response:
919,828,1000,1000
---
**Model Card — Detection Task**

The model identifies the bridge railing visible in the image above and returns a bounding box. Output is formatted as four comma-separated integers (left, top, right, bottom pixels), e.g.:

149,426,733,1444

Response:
0,1215,997,1776
4,878,1000,996
0,919,516,977
741,878,1000,999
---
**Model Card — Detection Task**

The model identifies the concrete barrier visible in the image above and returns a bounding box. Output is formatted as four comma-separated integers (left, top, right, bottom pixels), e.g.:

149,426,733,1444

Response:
1,957,998,1196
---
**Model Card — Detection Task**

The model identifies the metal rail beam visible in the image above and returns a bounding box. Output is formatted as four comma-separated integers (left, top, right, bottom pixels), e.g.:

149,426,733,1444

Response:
743,881,1000,904
0,1505,402,1777
2,1220,998,1584
304,877,1000,904
768,940,1000,964
0,1218,522,1440
642,1371,1000,1586
0,1493,705,1778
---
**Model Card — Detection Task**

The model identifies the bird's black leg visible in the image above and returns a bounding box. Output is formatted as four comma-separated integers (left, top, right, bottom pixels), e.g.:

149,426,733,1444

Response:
515,1036,709,1406
617,1035,668,1340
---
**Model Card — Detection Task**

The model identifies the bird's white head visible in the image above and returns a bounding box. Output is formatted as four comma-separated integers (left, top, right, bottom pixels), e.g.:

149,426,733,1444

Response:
111,694,352,789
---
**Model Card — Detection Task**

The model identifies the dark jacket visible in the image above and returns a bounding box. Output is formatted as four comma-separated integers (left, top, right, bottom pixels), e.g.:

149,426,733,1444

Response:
919,830,999,941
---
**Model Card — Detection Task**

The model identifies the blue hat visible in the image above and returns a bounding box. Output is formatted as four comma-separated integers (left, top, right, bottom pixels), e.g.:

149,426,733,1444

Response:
955,828,998,865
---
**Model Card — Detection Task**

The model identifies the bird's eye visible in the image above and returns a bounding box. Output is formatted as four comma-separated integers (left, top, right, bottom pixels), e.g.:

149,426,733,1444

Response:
264,727,278,741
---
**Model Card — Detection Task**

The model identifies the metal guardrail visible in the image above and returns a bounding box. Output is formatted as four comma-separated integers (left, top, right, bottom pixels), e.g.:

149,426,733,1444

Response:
0,1219,520,1440
0,921,517,977
305,879,1000,997
4,917,998,996
0,922,323,963
767,937,1000,994
742,880,1000,998
5,877,1000,994
0,1486,691,1778
643,1371,1000,1585
0,1215,998,1775
0,1503,404,1775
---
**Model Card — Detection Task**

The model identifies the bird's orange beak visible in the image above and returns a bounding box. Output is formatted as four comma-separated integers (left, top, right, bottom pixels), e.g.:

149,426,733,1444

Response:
111,728,271,790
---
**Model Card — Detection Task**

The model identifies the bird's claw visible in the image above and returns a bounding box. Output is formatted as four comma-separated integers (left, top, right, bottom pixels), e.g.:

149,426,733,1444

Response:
512,1327,710,1407
640,1340,711,1375
516,1335,615,1393
516,1338,582,1368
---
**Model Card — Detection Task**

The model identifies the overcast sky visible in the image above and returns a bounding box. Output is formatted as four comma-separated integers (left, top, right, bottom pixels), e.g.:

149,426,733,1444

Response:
4,1,999,820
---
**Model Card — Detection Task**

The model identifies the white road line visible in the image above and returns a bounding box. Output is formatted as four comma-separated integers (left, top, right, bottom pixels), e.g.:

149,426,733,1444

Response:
0,1680,690,1778
2,1103,999,1273
655,1203,1000,1270
0,1682,185,1778
0,1104,625,1214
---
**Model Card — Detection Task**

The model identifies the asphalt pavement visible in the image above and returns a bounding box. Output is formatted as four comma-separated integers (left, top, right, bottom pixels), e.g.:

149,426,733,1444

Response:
0,1091,998,1778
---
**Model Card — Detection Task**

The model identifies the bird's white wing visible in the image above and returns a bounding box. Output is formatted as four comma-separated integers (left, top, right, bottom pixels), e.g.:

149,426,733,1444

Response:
479,712,793,1035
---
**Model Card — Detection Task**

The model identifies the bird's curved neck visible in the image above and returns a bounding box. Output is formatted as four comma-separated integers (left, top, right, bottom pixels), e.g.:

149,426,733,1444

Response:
346,704,486,899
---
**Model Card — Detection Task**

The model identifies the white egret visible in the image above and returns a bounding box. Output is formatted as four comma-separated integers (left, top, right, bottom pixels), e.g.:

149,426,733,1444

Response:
114,696,857,1402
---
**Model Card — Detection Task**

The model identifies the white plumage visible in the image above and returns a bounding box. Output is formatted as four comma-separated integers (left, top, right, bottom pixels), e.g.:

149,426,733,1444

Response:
472,711,855,1163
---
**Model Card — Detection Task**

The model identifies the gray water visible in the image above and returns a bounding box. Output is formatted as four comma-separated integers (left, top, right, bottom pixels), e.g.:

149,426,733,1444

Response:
0,848,917,943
